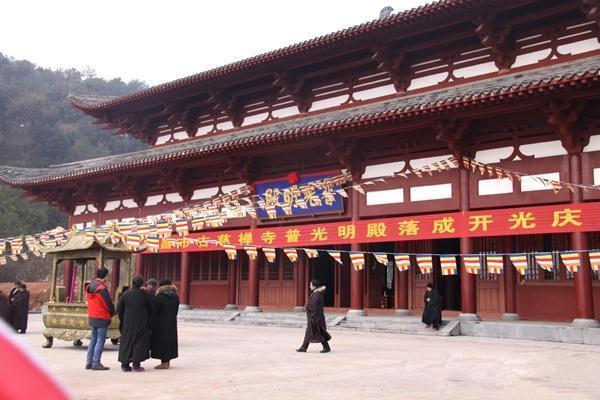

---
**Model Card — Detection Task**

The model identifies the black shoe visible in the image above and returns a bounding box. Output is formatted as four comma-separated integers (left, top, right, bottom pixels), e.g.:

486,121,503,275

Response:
91,364,109,371
296,347,307,352
85,364,92,370
320,348,331,353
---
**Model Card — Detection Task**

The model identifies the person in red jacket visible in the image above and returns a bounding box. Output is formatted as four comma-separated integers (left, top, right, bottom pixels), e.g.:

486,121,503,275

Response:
85,267,115,371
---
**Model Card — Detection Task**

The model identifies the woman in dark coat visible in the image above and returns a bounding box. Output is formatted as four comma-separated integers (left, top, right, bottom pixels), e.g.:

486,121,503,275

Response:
151,278,179,369
117,275,153,372
0,290,10,324
422,282,442,330
12,284,30,334
297,279,331,353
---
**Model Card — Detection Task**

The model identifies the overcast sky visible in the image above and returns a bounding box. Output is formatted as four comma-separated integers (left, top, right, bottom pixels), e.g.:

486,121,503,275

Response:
0,0,432,85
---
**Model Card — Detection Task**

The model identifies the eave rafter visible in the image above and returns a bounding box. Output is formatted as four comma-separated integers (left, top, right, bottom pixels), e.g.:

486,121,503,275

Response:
474,14,516,72
371,43,413,93
544,99,590,154
273,72,313,113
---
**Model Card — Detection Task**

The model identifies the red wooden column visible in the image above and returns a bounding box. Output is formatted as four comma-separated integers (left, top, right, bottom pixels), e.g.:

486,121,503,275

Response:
394,242,410,316
348,189,366,316
134,254,144,276
569,152,598,327
294,253,307,312
63,260,74,303
245,219,262,312
180,251,192,309
225,259,238,310
110,259,120,300
458,167,480,321
502,237,519,320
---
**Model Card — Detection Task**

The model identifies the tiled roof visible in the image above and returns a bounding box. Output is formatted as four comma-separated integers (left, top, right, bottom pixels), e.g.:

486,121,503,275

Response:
69,0,498,112
2,55,600,188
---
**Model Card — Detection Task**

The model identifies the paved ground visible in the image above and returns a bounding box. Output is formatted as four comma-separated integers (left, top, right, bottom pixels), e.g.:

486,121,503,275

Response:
13,314,600,400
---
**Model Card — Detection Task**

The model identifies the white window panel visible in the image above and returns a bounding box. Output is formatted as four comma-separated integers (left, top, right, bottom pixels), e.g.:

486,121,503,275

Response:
594,168,600,185
520,173,559,192
475,147,513,164
584,135,600,153
366,188,404,205
104,200,121,211
192,187,219,200
410,155,452,169
410,183,452,202
222,183,246,193
362,161,406,179
478,178,513,195
166,192,183,203
520,141,566,158
73,205,86,215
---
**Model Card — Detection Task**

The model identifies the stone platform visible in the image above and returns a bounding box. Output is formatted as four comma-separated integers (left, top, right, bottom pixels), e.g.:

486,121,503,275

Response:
178,308,600,345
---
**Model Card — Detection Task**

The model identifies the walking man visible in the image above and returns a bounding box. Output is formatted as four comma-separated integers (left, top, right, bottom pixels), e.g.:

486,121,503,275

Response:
297,279,331,353
85,267,115,370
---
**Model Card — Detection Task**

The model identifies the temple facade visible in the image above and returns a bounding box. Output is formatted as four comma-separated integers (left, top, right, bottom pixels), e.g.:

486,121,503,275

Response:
2,0,600,324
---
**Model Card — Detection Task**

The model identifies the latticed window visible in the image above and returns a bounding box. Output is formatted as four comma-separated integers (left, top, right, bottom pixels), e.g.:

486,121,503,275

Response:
240,255,249,281
210,254,219,280
201,253,209,280
191,253,202,281
283,252,294,280
268,258,280,280
219,252,229,281
408,241,432,281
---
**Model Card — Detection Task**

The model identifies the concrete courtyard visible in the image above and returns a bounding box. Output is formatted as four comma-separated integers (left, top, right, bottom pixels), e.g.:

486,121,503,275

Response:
12,314,600,400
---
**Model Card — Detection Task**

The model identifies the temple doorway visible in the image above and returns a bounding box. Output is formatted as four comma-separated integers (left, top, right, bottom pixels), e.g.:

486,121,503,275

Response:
433,239,461,311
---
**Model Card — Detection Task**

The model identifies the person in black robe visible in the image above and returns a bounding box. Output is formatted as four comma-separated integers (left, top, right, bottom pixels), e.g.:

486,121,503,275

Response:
151,278,179,369
12,284,30,334
7,281,21,325
0,290,10,324
117,275,153,372
297,279,331,353
422,282,442,330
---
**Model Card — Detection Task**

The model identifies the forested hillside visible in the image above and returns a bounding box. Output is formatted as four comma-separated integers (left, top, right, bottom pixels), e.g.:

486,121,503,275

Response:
0,53,146,236
0,53,146,280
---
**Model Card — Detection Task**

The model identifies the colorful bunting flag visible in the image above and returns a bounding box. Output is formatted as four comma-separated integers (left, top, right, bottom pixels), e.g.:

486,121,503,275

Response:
394,254,410,271
440,255,457,275
486,255,504,274
175,219,189,236
328,251,343,265
350,253,365,270
560,251,580,273
589,251,600,272
509,254,528,275
373,253,389,266
416,255,432,274
304,249,319,259
223,244,238,260
125,234,142,250
535,253,554,272
244,246,258,260
463,255,481,274
263,247,277,263
283,248,298,263
145,235,160,252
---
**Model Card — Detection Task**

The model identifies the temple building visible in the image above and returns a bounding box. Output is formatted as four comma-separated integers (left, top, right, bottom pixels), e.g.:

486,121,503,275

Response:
2,0,600,325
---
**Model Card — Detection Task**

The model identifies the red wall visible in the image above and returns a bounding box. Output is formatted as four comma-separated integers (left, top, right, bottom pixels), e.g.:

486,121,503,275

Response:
516,284,600,322
190,282,228,308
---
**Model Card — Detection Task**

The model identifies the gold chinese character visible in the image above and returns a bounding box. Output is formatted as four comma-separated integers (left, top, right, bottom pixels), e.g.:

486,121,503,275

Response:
509,212,536,229
398,220,420,236
237,232,253,245
310,227,328,241
196,235,210,248
260,230,277,244
468,215,493,232
337,224,356,240
432,217,455,234
285,229,301,243
552,208,582,227
366,222,387,238
216,234,231,245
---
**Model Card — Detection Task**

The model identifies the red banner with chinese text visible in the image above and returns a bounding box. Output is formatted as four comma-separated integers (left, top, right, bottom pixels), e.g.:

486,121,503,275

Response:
152,202,600,253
